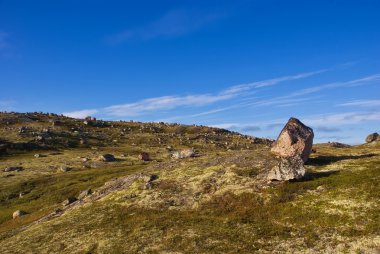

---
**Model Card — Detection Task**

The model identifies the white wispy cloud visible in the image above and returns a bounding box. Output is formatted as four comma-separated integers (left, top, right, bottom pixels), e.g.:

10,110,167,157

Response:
339,99,380,107
303,111,380,126
62,109,99,119
107,10,222,44
63,70,323,118
221,69,327,95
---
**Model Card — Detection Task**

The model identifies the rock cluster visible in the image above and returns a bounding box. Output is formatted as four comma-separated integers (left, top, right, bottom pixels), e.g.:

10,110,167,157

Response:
268,118,314,181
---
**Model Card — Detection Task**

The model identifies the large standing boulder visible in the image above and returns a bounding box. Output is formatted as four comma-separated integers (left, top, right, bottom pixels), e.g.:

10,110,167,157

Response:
270,117,314,163
267,118,314,181
365,132,379,143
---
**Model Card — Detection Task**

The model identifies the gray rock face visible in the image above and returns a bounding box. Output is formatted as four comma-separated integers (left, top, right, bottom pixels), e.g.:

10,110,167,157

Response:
365,133,379,143
267,156,305,181
271,118,314,163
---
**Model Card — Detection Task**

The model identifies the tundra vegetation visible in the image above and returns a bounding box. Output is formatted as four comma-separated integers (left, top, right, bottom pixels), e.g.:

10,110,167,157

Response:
0,112,379,253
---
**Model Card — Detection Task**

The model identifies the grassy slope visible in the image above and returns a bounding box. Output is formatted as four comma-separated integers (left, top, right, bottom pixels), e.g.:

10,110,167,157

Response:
0,113,379,253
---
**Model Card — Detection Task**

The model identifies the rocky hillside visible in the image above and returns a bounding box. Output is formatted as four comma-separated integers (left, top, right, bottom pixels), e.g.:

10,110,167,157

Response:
0,112,379,253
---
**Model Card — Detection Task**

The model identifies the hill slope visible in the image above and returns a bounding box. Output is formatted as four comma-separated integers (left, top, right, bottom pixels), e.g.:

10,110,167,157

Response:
0,112,379,253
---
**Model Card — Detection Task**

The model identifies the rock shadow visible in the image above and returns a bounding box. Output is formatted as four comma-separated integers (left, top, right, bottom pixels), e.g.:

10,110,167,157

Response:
305,154,376,167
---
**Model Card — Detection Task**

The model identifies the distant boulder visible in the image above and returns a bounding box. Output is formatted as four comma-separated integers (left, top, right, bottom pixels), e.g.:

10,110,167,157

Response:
78,189,92,200
98,154,116,162
271,118,314,163
365,133,379,143
138,152,150,161
13,210,27,219
327,142,351,148
4,166,23,172
172,149,196,159
62,197,77,206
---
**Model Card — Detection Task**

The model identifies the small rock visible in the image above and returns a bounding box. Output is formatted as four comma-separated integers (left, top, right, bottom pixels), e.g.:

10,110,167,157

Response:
4,166,23,172
172,149,196,159
13,210,27,219
34,154,41,158
58,166,71,172
78,189,92,200
138,152,150,161
98,154,116,162
62,197,77,206
327,142,351,148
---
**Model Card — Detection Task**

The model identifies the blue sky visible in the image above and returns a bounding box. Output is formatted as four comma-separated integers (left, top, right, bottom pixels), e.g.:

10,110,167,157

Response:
0,0,379,144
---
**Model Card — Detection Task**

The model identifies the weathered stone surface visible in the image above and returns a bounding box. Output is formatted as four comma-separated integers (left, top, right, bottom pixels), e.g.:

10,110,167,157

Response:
267,156,305,181
365,132,379,143
98,154,116,162
13,210,27,219
172,149,196,159
271,118,314,162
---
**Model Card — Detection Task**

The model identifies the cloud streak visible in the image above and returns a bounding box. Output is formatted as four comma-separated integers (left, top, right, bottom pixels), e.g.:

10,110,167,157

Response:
339,99,380,107
63,70,323,118
107,10,222,44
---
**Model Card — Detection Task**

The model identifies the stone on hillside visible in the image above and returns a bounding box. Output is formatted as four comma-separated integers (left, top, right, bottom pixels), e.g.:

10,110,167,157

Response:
327,142,351,148
58,166,71,172
98,154,116,162
62,197,77,206
271,117,314,162
365,132,379,143
138,152,150,161
4,166,23,172
172,149,196,159
78,189,92,200
13,210,27,219
267,156,305,181
34,153,41,158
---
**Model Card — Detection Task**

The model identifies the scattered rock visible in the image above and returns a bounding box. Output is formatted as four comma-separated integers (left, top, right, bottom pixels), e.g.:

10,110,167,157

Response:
13,210,27,219
78,189,92,200
98,154,116,162
271,117,314,162
4,166,23,172
267,156,305,181
138,152,150,161
365,132,379,143
172,149,196,159
57,166,71,172
327,142,351,148
62,197,77,206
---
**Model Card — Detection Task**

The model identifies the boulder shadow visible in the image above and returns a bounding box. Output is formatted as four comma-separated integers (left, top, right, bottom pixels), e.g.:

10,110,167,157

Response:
305,154,376,167
298,170,340,182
